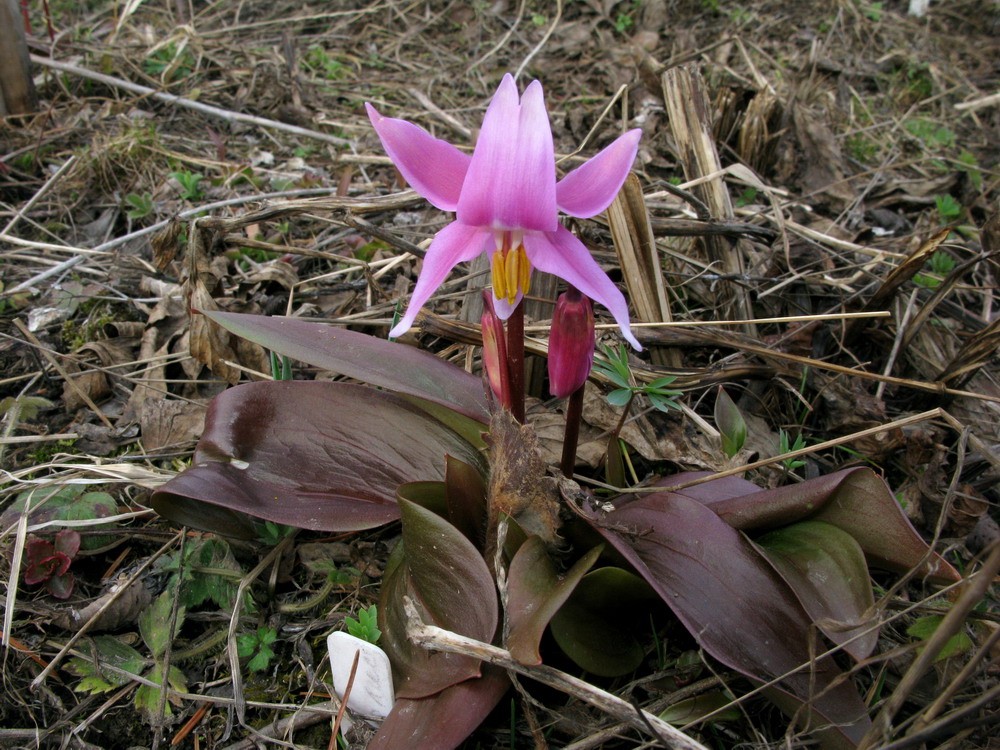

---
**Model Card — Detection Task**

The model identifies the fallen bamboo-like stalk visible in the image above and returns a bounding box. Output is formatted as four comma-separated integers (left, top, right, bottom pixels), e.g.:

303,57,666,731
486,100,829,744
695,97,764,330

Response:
402,596,710,750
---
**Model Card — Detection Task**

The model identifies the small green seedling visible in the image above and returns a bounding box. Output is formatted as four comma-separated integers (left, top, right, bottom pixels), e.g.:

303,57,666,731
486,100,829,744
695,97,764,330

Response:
169,170,204,201
914,249,957,288
593,344,682,413
935,194,962,224
345,604,381,644
714,387,747,458
779,429,807,470
237,625,279,671
124,192,154,220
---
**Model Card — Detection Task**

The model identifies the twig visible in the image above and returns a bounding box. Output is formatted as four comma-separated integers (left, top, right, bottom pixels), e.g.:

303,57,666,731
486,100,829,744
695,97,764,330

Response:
859,540,1000,749
29,55,352,146
13,319,114,429
657,409,945,493
401,596,710,750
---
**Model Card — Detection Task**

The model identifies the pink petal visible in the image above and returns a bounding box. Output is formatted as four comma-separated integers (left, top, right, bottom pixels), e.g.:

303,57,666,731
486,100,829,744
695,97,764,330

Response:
457,75,558,232
556,129,641,218
524,226,641,350
389,222,493,338
491,290,524,320
366,103,471,211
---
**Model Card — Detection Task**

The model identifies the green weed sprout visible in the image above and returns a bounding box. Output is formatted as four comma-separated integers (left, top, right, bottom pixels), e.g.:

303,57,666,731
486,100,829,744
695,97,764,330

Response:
169,170,204,201
593,343,682,412
237,626,279,672
779,429,807,470
345,604,381,644
714,387,747,458
124,192,154,220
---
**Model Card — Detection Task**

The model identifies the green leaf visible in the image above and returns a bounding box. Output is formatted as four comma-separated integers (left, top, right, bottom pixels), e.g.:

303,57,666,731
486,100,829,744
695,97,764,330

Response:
246,647,274,672
549,567,654,677
607,388,632,406
346,604,382,644
2,488,116,549
134,664,187,718
714,387,747,458
647,376,679,390
756,521,878,662
139,591,184,659
907,615,973,661
659,692,741,725
69,636,146,693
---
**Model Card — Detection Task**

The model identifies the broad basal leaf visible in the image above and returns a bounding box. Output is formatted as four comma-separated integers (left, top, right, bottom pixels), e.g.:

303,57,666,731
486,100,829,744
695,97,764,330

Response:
755,521,878,662
506,537,602,666
369,665,509,750
698,468,960,584
151,382,484,537
202,311,488,424
380,499,498,699
549,566,656,677
587,491,871,747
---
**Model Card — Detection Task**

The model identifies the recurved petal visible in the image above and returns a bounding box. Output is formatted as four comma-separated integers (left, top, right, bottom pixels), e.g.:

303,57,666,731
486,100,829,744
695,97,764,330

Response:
525,226,641,350
491,289,524,321
556,129,641,218
457,75,558,232
389,222,492,339
366,103,471,211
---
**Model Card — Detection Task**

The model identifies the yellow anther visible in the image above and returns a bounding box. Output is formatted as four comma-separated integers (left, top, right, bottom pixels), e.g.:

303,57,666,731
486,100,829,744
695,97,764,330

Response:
491,251,508,301
516,245,531,297
504,248,520,304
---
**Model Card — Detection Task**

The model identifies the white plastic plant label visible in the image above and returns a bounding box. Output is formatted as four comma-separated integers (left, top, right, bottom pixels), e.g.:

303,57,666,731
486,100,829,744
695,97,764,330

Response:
326,631,395,721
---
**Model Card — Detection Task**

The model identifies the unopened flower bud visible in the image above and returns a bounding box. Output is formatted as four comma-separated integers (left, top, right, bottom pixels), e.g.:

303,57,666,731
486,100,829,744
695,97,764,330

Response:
548,286,595,398
481,291,512,408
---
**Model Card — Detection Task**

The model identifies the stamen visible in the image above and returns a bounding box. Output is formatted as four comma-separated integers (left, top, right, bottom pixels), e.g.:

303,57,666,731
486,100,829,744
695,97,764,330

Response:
516,245,531,297
491,251,507,301
504,248,519,304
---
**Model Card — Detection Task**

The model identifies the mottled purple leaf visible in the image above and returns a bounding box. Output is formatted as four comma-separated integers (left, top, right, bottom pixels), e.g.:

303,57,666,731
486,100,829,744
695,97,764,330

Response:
202,311,488,424
151,382,484,537
549,567,655,677
755,521,878,662
445,455,488,552
587,492,871,746
380,499,498,699
506,538,601,666
696,468,960,584
369,665,509,750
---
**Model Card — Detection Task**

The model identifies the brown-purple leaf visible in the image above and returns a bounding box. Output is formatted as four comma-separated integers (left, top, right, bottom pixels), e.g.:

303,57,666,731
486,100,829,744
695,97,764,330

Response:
369,665,509,750
201,311,488,424
506,538,602,666
151,382,484,537
379,499,498,699
697,468,960,584
588,490,871,747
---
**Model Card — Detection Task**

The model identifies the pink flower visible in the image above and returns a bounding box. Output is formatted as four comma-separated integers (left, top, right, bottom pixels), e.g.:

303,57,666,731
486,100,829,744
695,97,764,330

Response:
366,74,641,349
548,287,596,398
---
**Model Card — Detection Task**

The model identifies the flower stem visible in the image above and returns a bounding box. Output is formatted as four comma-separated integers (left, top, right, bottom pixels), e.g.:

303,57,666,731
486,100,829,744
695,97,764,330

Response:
560,384,585,478
508,302,526,423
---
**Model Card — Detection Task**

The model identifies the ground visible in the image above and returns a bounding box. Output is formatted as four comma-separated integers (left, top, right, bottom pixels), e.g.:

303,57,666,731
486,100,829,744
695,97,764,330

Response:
1,0,999,748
